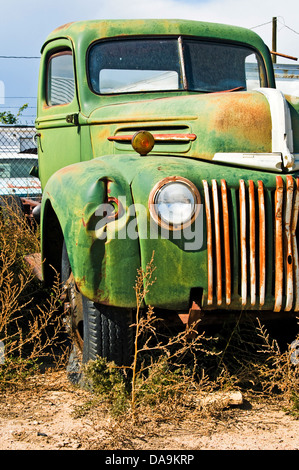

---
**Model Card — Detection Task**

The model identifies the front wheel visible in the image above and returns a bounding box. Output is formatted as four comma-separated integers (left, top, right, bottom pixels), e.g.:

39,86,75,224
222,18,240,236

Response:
61,242,134,379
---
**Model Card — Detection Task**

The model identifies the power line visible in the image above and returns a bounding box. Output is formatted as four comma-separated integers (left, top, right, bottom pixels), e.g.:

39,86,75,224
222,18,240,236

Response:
0,55,40,59
251,18,299,36
278,20,299,36
1,21,298,58
250,20,272,30
0,106,36,109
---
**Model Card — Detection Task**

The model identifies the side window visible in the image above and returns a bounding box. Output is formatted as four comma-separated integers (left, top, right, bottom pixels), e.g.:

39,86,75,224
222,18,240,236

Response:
245,54,261,90
47,51,75,106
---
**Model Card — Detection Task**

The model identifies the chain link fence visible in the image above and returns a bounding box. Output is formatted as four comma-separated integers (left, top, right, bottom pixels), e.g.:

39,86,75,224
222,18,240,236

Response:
0,125,41,202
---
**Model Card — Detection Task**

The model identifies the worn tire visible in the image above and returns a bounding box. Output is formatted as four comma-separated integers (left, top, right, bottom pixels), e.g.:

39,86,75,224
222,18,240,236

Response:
85,299,134,365
61,241,134,376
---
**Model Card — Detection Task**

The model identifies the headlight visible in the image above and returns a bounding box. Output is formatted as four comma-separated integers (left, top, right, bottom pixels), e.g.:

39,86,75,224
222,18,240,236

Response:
149,176,201,230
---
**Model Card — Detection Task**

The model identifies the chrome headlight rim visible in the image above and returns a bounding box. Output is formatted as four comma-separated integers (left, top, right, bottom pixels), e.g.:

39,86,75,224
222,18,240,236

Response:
148,176,201,231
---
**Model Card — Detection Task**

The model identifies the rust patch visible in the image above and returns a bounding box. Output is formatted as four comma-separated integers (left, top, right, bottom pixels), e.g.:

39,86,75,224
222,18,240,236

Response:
239,180,247,306
52,22,75,33
258,181,266,306
274,176,284,312
285,175,294,311
202,176,299,311
248,180,256,306
108,133,197,142
212,180,222,306
293,178,299,311
203,180,213,306
221,180,231,305
178,301,203,339
211,93,272,151
7,182,40,190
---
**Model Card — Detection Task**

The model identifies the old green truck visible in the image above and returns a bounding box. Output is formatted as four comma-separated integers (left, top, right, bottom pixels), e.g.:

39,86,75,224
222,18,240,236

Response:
33,18,299,368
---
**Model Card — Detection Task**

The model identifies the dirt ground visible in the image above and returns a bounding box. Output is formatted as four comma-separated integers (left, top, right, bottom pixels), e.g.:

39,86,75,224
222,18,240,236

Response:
0,369,298,451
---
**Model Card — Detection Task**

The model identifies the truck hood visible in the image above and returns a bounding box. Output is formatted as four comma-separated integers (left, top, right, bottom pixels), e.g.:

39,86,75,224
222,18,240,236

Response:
89,88,298,172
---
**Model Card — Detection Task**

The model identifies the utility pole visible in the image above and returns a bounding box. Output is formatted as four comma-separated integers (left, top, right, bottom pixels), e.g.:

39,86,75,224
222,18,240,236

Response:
272,17,277,63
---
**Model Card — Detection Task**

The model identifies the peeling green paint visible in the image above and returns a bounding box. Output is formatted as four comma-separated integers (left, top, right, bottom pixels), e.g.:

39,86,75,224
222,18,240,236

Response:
36,19,299,313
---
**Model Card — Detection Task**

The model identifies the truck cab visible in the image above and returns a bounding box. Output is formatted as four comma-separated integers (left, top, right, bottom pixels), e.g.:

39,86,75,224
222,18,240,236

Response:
35,19,299,368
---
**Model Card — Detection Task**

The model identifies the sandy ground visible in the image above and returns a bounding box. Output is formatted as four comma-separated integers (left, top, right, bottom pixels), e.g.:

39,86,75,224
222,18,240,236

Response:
0,369,298,451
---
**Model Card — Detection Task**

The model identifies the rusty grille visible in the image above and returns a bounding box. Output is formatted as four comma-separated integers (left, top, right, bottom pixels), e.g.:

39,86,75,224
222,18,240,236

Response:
202,176,299,311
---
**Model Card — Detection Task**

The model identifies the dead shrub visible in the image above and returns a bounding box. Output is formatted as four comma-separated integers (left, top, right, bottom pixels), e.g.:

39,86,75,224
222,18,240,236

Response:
83,253,299,427
0,196,68,388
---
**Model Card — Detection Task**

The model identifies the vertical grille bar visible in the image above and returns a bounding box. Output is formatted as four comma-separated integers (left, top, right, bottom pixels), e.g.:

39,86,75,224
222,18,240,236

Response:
274,176,284,312
292,178,299,311
212,179,222,305
239,180,247,306
258,181,266,306
249,180,256,306
203,180,213,305
285,175,294,311
221,179,231,305
203,176,299,311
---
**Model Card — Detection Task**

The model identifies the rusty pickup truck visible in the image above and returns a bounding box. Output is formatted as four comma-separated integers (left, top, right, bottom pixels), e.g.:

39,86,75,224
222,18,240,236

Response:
33,19,299,369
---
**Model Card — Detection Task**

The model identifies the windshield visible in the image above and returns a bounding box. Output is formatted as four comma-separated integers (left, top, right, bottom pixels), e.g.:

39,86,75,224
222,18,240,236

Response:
88,37,266,94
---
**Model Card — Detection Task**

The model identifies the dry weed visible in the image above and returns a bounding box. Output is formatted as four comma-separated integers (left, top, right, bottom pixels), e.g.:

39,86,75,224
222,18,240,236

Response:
253,319,299,405
1,198,298,425
83,253,221,425
0,197,68,388
83,253,299,427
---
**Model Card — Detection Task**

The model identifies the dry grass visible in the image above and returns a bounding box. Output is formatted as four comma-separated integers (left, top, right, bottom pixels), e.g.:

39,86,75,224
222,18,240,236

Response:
0,196,298,426
0,196,68,388
83,253,299,429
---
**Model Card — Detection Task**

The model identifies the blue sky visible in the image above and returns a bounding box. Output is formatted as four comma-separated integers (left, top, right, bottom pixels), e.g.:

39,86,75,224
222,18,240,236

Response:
0,0,298,124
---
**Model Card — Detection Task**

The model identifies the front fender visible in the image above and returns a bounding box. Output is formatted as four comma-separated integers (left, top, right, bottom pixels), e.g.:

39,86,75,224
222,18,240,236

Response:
41,156,141,307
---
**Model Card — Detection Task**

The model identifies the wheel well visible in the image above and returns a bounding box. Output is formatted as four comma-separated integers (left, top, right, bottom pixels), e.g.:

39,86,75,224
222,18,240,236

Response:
42,200,63,286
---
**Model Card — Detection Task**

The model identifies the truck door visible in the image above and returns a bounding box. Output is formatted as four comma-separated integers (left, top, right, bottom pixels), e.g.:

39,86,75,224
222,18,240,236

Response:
36,39,80,190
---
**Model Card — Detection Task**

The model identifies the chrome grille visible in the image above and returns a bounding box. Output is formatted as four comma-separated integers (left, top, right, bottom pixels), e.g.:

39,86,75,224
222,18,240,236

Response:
202,176,299,311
